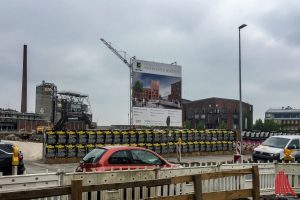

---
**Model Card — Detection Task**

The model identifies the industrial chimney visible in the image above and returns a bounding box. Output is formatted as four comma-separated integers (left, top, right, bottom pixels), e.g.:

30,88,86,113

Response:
21,44,27,113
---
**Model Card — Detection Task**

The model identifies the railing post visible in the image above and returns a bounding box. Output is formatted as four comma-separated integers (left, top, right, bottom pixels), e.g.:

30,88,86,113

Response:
252,166,260,200
193,174,203,200
71,179,83,200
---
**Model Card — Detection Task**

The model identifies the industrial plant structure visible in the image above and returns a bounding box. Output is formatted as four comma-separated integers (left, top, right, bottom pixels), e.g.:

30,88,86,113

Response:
35,81,94,131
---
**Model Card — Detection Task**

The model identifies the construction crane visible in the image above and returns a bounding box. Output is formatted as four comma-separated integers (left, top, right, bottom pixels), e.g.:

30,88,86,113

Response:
100,38,134,126
100,38,131,68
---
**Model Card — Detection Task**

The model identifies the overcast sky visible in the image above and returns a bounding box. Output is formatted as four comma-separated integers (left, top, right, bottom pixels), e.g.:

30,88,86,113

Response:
1,0,300,126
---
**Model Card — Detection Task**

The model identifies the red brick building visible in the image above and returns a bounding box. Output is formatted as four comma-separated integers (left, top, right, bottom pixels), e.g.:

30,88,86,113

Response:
182,97,253,130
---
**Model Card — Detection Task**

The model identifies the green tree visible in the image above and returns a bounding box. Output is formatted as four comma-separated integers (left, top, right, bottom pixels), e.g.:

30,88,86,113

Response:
133,81,143,93
264,119,280,132
252,119,264,131
197,122,205,130
183,120,192,129
218,121,227,129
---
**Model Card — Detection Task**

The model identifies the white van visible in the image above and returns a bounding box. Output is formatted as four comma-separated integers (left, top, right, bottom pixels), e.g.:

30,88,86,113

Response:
253,135,300,162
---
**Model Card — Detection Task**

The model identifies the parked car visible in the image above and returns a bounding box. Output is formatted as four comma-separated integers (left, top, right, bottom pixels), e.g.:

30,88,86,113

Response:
0,141,25,175
253,135,300,162
76,146,177,172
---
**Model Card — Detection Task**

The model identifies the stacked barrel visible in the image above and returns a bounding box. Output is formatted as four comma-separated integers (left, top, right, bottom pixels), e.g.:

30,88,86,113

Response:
45,129,237,159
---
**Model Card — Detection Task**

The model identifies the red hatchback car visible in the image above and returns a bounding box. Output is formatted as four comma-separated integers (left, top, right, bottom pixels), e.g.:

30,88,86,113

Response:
76,146,177,172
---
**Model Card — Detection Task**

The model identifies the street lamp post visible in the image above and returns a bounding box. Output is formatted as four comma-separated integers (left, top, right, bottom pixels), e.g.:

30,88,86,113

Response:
238,24,247,156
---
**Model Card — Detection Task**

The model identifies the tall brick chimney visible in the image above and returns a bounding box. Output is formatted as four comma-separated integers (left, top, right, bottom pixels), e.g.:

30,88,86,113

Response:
21,44,27,113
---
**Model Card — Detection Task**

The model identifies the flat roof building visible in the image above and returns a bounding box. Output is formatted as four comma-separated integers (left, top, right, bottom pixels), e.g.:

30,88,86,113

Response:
265,106,300,132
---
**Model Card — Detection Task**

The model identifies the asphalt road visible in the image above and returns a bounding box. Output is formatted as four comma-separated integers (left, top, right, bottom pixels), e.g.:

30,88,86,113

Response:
23,154,252,174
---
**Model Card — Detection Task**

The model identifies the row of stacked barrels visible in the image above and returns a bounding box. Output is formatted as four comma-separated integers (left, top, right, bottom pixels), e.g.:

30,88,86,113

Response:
242,131,300,151
45,129,237,158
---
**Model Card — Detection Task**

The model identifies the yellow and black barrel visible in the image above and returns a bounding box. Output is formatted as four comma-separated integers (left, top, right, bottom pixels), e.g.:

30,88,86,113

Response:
56,131,66,144
146,143,154,151
87,131,96,144
181,130,188,141
137,143,146,149
104,130,113,144
137,130,146,143
194,141,200,152
194,130,200,141
66,144,76,158
45,144,56,158
211,141,217,152
229,131,235,141
211,130,217,141
86,144,95,153
206,130,212,141
113,130,121,144
96,130,105,144
95,144,104,148
174,129,181,142
153,143,161,154
168,142,176,153
161,143,168,154
181,142,188,153
217,130,223,141
217,141,223,151
121,130,129,144
167,130,175,143
76,144,86,158
205,141,211,152
66,130,77,144
55,144,66,158
187,129,194,141
129,130,137,144
77,130,87,145
222,141,228,151
223,130,229,141
45,130,56,145
199,130,206,141
161,130,168,143
153,130,161,143
145,130,153,143
188,141,194,152
199,141,205,152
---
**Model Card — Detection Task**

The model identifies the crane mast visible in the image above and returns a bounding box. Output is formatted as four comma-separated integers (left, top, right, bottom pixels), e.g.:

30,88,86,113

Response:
100,38,134,127
100,38,131,68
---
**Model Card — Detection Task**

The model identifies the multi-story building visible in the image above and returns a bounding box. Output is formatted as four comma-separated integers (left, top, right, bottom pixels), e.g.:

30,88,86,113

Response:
169,81,181,103
0,108,47,132
265,106,300,132
150,80,159,100
182,97,253,130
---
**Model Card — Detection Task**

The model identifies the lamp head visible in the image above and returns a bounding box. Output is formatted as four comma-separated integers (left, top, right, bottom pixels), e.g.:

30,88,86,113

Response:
239,24,247,29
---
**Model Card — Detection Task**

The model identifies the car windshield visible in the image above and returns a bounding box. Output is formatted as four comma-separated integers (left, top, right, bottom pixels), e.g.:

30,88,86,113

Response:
262,137,290,149
83,148,106,163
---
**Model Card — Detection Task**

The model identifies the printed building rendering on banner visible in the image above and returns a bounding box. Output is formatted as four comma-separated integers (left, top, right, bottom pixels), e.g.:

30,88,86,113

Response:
132,59,182,127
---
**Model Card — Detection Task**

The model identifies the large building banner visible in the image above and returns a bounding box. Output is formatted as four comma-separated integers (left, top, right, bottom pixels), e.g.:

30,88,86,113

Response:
132,59,182,127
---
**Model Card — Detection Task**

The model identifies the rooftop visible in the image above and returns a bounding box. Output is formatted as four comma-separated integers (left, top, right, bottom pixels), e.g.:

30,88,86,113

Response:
266,106,300,113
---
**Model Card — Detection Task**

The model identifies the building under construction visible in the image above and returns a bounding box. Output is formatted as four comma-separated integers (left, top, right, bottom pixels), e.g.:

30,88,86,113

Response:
35,81,94,131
